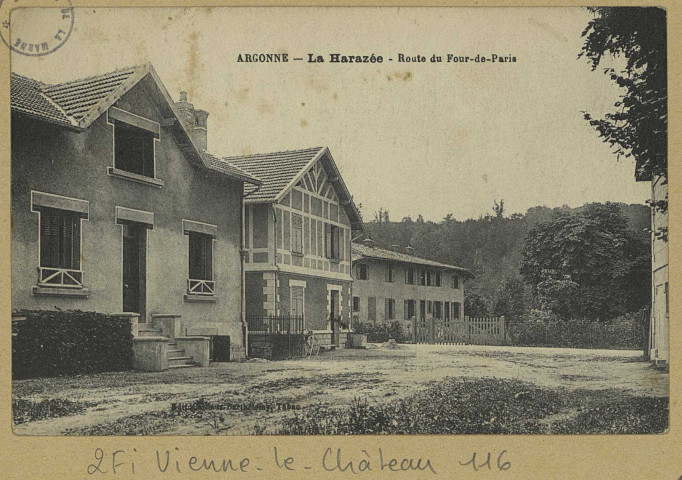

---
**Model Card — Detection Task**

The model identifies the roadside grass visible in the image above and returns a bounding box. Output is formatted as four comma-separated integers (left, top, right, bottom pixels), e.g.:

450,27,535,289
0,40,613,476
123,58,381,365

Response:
258,378,668,435
13,398,96,425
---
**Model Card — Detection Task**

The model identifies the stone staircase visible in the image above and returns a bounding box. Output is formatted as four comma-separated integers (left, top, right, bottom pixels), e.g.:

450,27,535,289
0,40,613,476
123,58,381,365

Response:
138,324,197,369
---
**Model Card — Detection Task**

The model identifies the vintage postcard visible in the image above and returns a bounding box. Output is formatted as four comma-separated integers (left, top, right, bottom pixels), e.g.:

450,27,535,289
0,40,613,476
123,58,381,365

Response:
1,2,678,479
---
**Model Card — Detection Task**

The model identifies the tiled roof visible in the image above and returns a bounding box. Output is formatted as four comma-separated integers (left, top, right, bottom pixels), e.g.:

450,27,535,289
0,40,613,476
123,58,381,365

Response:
11,64,260,185
226,147,324,201
352,242,473,276
10,74,72,126
203,152,262,185
41,65,142,121
11,66,142,126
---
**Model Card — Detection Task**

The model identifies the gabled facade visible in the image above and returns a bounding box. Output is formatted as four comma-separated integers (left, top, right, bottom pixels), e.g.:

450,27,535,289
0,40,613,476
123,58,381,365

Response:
227,147,363,347
11,63,261,362
351,239,473,335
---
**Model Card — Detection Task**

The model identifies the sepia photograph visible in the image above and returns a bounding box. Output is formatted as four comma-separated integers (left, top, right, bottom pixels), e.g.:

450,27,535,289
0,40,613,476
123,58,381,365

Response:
8,6,668,438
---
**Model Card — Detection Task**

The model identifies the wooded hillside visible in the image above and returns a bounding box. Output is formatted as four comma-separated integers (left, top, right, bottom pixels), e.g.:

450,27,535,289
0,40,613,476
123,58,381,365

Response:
363,202,650,322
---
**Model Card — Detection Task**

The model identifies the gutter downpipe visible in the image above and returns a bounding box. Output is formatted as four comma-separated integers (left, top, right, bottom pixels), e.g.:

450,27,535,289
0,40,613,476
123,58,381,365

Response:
271,203,281,319
242,184,261,359
349,230,364,331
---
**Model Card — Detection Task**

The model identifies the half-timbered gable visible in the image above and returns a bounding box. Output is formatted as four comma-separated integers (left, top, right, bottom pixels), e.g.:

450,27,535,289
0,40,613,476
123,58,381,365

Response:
228,147,363,346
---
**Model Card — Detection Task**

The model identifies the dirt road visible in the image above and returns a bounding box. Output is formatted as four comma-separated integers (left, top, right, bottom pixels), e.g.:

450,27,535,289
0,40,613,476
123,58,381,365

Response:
12,344,667,435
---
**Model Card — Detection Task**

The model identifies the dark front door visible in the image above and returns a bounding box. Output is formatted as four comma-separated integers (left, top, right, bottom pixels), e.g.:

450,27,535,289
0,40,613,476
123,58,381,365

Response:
122,224,145,316
330,289,340,347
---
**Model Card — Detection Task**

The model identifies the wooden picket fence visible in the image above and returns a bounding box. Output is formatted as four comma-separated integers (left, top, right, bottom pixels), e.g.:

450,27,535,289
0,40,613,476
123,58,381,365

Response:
413,316,506,346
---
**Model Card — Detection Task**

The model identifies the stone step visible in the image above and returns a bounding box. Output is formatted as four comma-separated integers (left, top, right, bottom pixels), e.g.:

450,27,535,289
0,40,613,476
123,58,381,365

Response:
168,349,185,355
168,356,194,367
168,364,196,369
139,326,164,334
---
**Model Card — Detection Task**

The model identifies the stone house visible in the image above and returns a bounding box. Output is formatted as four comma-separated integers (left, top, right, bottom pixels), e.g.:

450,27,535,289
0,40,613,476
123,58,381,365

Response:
10,62,262,366
227,147,364,348
351,239,473,336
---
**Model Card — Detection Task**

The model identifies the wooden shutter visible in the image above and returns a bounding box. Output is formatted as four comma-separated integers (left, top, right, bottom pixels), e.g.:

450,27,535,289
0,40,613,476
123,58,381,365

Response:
40,208,60,268
333,226,340,259
189,232,212,280
325,224,331,258
368,296,376,322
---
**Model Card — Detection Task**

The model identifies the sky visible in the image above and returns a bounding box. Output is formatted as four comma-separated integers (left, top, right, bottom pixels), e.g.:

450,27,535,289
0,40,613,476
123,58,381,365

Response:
11,7,651,222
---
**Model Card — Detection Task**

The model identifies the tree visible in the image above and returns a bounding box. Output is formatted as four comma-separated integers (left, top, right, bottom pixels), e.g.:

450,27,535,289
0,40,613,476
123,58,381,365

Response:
580,7,667,222
521,203,650,320
493,199,505,219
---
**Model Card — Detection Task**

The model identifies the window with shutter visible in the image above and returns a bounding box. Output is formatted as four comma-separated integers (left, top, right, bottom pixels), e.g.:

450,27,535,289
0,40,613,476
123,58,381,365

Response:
368,296,377,322
189,232,213,280
385,298,395,320
187,231,215,296
385,264,394,282
40,207,80,269
353,296,360,312
292,214,303,254
37,207,83,288
324,223,340,260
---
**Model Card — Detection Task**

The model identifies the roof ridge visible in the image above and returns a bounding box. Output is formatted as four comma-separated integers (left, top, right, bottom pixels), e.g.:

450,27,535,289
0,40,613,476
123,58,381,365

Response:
204,152,261,179
11,72,46,86
11,72,75,126
41,64,145,90
352,242,471,273
224,146,325,160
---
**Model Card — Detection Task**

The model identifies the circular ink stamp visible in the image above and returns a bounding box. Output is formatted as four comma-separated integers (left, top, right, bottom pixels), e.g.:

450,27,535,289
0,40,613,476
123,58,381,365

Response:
0,0,74,56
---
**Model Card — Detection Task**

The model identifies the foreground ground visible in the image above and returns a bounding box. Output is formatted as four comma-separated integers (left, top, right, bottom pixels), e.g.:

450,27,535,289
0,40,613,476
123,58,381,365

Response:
12,344,668,435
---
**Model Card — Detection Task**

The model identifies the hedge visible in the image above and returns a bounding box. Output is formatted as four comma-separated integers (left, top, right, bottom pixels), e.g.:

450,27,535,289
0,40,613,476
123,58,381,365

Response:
12,310,134,379
507,308,649,350
352,321,409,343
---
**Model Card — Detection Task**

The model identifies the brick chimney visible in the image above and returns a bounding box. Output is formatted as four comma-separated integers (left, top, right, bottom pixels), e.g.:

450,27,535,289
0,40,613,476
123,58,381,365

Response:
175,91,209,151
404,245,415,255
363,237,376,248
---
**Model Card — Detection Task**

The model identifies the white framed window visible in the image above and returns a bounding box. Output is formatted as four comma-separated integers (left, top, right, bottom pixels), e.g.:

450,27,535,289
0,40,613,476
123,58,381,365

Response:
31,191,89,289
107,107,163,187
183,220,217,296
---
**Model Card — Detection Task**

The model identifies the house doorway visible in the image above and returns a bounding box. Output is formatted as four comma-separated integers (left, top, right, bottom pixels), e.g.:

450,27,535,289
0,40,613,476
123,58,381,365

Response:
122,223,147,320
329,289,340,348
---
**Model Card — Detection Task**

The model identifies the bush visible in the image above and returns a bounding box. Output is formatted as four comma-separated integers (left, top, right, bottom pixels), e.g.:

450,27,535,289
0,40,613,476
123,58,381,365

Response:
12,309,134,379
13,398,95,425
352,321,408,343
507,307,649,350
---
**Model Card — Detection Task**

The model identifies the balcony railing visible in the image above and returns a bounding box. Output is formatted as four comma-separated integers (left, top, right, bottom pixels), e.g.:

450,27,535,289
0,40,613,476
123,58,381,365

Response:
38,267,84,288
187,279,215,295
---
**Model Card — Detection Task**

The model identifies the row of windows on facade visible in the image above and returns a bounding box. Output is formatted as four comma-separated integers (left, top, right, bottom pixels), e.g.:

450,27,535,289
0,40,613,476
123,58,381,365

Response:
352,296,461,321
355,263,460,288
290,212,342,261
113,119,347,261
37,206,213,286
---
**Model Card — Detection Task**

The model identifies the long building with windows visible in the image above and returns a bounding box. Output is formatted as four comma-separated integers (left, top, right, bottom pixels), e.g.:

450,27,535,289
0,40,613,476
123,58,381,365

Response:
351,239,473,334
